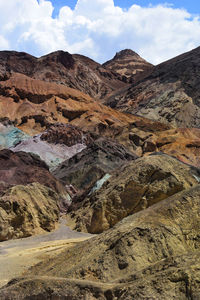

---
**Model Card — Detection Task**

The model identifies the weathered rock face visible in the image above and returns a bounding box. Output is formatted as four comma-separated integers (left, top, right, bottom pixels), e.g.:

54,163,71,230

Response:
103,49,153,83
0,183,59,241
0,124,29,149
53,138,137,198
0,149,70,241
128,126,200,168
0,71,142,137
2,185,200,299
0,149,65,195
0,50,127,100
40,123,92,147
68,154,200,233
106,46,200,128
12,124,91,170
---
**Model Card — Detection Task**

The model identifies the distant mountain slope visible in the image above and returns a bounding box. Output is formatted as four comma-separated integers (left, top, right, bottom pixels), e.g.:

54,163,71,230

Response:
0,50,127,100
105,46,200,128
103,49,153,83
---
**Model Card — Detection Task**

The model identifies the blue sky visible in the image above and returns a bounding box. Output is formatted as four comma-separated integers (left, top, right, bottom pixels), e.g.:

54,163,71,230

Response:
0,0,200,64
51,0,199,17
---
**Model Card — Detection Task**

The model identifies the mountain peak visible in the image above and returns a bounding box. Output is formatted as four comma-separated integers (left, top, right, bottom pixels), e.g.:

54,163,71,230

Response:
103,49,153,82
113,49,139,60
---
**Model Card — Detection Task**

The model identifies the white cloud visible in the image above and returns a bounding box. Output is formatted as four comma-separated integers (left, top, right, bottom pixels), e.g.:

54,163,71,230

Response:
0,0,200,64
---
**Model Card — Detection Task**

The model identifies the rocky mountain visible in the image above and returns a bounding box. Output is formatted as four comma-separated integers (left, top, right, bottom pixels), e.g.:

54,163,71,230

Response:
0,50,127,100
106,46,200,128
1,46,200,299
103,49,153,83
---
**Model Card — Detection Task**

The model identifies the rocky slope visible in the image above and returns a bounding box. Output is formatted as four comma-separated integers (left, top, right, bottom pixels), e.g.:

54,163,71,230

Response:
0,71,140,136
0,183,60,241
67,154,200,233
0,50,127,99
103,49,153,83
1,185,200,299
0,149,69,241
53,137,137,199
11,124,91,170
106,46,200,128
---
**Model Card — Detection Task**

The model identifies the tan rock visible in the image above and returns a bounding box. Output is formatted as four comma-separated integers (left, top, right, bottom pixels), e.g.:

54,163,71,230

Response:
69,154,199,233
0,183,59,241
2,185,200,299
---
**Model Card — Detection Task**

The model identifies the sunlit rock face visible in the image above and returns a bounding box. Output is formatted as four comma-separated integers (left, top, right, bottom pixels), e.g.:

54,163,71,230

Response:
0,183,60,241
0,149,70,241
67,154,200,233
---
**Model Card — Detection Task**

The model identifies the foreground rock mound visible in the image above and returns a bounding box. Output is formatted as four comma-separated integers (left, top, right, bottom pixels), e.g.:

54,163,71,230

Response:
1,185,200,298
68,154,199,233
0,183,59,241
0,149,69,240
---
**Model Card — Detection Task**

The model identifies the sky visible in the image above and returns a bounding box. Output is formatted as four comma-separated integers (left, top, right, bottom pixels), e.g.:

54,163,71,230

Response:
0,0,200,65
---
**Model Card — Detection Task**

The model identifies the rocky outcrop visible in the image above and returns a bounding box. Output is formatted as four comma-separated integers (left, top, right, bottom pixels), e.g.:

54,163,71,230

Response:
2,185,200,299
0,72,145,137
0,149,66,195
103,49,153,83
12,124,91,170
53,138,137,198
68,154,200,233
0,183,60,241
0,124,29,149
106,46,200,128
0,50,127,99
0,149,70,241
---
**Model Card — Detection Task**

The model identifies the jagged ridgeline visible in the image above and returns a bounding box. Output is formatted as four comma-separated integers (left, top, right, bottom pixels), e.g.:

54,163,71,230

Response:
0,47,200,299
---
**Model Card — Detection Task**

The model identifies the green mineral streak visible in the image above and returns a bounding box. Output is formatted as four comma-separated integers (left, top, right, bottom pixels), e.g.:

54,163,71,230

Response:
0,126,29,149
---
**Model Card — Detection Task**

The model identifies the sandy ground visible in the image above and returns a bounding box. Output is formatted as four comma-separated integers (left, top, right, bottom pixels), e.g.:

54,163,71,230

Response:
0,217,92,288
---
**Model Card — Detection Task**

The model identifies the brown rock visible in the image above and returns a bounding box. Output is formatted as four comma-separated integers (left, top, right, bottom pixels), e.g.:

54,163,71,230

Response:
0,149,65,196
0,50,127,100
40,123,92,147
103,49,153,83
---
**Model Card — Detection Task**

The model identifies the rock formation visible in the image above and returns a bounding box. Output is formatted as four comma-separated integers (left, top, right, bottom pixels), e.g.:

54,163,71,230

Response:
0,50,127,99
106,46,200,128
103,49,153,83
0,149,69,241
0,183,60,241
68,154,200,233
53,137,137,198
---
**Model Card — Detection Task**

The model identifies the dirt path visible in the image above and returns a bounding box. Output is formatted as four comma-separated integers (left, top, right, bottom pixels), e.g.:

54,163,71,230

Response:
0,217,92,288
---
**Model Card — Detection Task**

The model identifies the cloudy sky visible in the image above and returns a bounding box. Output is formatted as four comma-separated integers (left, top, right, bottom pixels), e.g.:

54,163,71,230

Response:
0,0,200,64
